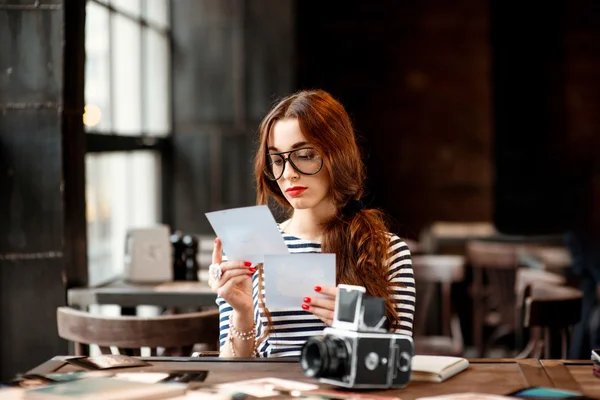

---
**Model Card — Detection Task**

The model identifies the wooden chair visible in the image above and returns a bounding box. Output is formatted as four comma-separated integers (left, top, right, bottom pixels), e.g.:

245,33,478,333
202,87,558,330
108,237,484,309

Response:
57,307,219,356
467,240,520,357
515,268,567,310
518,284,582,359
413,255,465,356
514,268,567,355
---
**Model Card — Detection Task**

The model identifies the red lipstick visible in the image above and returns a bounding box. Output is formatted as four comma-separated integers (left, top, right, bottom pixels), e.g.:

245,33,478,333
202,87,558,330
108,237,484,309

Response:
286,186,307,197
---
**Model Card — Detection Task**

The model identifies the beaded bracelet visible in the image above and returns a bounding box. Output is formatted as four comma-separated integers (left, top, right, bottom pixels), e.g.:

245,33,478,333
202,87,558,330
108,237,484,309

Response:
228,315,257,357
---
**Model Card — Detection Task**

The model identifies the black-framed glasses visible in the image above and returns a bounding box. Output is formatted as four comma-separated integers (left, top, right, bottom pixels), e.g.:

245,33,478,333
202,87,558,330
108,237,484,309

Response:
265,147,324,181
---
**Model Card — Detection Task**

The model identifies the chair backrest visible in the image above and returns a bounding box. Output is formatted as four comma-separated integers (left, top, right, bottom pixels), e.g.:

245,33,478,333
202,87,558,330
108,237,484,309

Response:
57,307,219,356
523,285,582,328
515,268,566,308
412,255,465,356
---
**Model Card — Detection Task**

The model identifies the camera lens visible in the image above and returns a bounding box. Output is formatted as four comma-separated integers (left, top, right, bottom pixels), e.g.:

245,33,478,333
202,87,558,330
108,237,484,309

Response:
300,336,349,379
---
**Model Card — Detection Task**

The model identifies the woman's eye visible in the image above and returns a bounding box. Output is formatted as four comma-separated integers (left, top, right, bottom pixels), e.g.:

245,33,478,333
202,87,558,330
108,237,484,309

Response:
271,159,283,166
296,150,316,160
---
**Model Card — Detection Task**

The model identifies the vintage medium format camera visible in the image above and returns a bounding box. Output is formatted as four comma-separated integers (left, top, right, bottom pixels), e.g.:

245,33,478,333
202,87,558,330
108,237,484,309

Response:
300,284,414,389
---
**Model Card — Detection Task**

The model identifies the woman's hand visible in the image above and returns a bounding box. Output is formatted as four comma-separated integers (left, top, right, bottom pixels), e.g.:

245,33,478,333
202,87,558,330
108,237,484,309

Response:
302,285,337,326
208,238,254,313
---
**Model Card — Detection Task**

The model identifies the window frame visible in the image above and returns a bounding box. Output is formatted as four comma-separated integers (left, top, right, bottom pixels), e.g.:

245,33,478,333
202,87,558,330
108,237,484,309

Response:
84,0,174,285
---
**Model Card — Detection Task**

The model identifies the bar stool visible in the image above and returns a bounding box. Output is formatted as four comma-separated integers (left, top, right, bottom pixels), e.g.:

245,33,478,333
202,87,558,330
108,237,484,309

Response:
518,284,582,359
467,240,520,357
514,268,567,355
413,255,465,356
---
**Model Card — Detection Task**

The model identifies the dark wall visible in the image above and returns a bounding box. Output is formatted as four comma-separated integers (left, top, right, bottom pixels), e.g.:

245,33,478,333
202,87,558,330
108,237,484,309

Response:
296,1,493,238
171,0,296,234
490,0,568,235
491,0,600,235
0,0,71,380
562,0,600,234
297,0,600,238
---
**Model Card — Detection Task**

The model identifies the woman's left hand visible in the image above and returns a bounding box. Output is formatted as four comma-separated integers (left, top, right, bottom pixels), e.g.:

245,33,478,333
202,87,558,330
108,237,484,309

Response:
302,285,337,326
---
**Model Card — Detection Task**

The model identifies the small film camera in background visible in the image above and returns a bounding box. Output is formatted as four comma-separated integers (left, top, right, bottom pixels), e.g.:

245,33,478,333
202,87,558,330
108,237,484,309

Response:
300,284,413,389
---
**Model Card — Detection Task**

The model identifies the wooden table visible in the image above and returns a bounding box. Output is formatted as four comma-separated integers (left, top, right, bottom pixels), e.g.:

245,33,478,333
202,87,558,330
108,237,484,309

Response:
518,246,572,272
67,279,217,310
419,221,564,256
27,357,600,399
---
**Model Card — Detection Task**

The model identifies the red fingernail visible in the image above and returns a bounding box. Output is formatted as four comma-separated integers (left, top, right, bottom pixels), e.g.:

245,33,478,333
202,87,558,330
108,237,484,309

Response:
303,297,311,303
247,274,253,277
314,286,322,292
244,261,252,267
249,267,256,272
301,304,310,310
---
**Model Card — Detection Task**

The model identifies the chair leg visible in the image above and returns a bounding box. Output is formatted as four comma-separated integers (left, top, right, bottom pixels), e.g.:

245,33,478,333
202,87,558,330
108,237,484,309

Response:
544,327,551,359
450,315,464,355
561,330,568,359
516,327,541,359
472,268,484,357
74,342,84,356
516,338,537,358
533,340,544,359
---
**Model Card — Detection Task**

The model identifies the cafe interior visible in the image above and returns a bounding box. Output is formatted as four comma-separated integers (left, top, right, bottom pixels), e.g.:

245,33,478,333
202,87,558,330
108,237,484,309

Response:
1,0,600,398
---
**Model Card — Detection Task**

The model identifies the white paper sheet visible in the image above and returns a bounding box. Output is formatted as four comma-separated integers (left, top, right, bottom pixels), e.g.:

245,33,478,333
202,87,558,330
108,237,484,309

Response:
205,205,289,264
264,253,336,309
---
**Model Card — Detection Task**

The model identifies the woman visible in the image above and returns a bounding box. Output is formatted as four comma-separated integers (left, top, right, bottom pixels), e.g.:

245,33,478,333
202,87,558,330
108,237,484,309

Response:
209,89,415,357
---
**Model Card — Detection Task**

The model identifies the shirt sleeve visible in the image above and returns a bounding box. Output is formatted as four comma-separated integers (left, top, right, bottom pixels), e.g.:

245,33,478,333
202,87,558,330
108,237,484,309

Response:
215,255,231,350
386,234,415,336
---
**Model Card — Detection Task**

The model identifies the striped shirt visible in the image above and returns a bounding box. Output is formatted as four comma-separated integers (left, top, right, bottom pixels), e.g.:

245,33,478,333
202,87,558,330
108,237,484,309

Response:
216,231,415,358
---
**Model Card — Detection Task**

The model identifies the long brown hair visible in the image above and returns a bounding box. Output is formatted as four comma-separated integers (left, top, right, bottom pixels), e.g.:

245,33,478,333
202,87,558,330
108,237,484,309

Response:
254,90,400,347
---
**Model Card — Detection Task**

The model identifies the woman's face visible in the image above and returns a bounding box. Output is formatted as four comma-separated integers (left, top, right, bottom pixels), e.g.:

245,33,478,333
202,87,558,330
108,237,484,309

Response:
267,118,333,213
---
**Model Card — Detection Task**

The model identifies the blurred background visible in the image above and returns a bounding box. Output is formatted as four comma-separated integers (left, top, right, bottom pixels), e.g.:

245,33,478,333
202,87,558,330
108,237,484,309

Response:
1,0,599,381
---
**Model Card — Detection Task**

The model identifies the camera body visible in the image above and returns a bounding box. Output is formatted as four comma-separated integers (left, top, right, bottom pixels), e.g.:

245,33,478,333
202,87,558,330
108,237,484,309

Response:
300,284,414,389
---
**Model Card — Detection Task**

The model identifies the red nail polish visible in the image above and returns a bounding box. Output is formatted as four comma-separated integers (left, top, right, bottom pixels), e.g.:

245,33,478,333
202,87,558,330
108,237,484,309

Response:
244,261,252,267
314,286,322,292
247,274,253,277
303,297,311,303
249,267,256,272
301,304,310,310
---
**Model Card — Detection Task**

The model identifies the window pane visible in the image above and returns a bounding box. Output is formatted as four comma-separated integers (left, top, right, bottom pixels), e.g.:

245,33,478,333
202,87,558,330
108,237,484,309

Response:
112,14,142,135
111,0,141,17
144,0,170,29
85,1,111,133
144,28,170,136
86,151,161,286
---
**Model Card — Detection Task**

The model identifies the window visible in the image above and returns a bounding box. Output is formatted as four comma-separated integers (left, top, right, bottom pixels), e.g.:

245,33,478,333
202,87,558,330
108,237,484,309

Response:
84,0,171,286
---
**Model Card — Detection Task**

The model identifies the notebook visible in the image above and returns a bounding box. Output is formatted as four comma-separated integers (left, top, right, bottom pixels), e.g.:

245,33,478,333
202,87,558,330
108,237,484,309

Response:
23,377,186,400
411,355,469,383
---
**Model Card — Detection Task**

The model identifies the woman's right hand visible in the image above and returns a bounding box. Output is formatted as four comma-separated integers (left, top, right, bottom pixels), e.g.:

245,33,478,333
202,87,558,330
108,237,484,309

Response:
208,238,254,312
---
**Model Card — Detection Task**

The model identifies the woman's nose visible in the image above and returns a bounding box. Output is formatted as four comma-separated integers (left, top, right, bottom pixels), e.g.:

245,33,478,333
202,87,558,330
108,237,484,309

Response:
282,158,299,180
